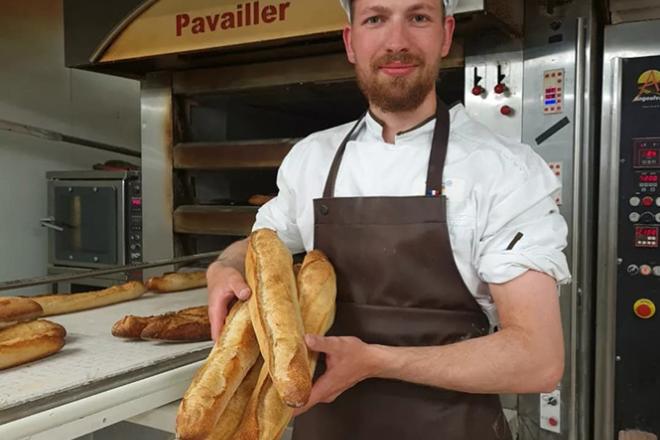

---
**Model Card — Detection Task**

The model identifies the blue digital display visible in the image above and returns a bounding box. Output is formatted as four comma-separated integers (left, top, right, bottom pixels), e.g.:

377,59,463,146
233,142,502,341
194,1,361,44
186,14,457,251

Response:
545,99,557,105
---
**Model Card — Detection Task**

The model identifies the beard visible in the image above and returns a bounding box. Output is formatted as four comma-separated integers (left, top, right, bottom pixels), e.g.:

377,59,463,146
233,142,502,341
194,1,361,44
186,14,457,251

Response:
355,52,440,113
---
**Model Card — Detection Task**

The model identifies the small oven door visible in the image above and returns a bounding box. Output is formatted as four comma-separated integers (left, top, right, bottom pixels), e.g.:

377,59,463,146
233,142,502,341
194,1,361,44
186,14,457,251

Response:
47,179,125,268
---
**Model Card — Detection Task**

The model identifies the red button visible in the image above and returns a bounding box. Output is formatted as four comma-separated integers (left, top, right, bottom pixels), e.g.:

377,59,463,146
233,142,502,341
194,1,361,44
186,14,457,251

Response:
637,304,652,317
634,299,656,319
642,196,654,207
472,86,485,96
494,83,507,94
549,417,558,427
500,105,513,116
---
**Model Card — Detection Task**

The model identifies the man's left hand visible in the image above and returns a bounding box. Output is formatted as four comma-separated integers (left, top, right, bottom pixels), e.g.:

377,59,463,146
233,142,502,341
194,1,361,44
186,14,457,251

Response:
293,334,380,416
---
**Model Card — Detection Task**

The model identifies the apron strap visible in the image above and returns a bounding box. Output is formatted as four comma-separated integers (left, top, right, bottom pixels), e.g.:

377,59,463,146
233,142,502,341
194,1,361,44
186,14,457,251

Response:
426,100,450,194
323,116,364,199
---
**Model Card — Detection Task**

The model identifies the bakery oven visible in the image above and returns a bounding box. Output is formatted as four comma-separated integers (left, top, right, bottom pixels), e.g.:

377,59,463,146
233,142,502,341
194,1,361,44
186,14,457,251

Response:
43,171,143,290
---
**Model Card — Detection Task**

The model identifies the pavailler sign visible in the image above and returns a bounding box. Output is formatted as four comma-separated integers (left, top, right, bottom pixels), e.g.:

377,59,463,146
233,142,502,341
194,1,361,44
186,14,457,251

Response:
96,0,346,63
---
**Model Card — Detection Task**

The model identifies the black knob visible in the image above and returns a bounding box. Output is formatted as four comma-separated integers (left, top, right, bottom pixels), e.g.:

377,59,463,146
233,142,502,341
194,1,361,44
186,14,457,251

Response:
640,212,655,224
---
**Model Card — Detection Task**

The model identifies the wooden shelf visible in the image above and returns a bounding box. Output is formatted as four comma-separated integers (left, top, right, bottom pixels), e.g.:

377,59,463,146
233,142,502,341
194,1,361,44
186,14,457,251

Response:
173,139,297,170
173,205,258,236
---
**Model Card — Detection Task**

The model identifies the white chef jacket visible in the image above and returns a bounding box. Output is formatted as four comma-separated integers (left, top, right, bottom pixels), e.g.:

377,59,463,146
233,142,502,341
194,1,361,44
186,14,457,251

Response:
253,104,571,326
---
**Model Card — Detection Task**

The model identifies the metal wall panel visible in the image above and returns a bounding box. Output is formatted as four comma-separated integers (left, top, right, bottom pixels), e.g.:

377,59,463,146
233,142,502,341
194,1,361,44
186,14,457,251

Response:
141,73,175,279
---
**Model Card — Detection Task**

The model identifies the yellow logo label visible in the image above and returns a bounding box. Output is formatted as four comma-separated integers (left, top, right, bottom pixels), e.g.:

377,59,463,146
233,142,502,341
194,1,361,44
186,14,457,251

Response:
634,69,660,103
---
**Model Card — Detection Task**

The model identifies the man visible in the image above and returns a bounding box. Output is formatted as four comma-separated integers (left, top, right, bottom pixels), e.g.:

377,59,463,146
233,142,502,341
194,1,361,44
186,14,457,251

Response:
207,0,570,438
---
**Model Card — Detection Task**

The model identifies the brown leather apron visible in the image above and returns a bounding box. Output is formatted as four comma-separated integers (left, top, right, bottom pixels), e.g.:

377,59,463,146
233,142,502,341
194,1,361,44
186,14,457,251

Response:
292,101,512,440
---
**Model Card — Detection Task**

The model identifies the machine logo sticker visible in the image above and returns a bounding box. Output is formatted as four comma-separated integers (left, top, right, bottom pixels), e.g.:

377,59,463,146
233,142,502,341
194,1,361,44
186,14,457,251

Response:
633,69,660,103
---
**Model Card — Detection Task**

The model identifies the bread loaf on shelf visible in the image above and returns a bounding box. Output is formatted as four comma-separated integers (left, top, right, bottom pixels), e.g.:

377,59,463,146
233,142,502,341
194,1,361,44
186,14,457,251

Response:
146,271,207,293
233,250,337,440
176,301,260,440
0,297,43,329
31,281,146,316
0,319,66,370
141,306,210,341
112,306,210,341
246,229,311,408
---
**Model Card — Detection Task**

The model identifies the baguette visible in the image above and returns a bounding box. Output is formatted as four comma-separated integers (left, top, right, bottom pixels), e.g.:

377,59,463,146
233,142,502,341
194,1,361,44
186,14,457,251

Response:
140,306,210,341
208,357,264,440
111,315,152,339
112,306,210,341
176,301,260,440
31,281,146,316
234,250,337,440
0,297,43,328
0,319,66,370
146,271,206,293
246,229,311,408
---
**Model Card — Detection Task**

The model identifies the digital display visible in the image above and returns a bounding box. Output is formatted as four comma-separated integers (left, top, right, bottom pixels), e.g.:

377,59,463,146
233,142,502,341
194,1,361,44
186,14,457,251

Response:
634,139,660,168
635,225,659,248
639,174,658,183
637,228,658,237
641,149,658,159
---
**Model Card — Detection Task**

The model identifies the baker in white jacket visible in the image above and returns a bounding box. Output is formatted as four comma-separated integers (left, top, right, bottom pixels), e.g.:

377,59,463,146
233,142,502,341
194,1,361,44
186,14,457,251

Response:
207,0,570,438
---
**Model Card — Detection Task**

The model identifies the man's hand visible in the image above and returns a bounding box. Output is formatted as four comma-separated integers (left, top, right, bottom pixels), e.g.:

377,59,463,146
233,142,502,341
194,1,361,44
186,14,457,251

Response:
207,239,250,340
293,335,380,416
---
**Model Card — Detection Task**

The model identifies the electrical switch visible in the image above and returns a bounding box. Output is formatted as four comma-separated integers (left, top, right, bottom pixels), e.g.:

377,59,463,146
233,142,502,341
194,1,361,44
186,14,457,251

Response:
634,299,656,319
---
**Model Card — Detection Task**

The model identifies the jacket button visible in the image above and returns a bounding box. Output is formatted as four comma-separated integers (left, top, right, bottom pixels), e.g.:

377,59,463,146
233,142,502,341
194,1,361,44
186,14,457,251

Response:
320,205,329,215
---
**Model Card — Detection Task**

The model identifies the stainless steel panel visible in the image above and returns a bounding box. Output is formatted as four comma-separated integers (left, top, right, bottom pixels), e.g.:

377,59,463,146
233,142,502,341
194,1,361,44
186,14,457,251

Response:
595,20,660,440
464,49,524,141
520,25,578,440
141,73,175,279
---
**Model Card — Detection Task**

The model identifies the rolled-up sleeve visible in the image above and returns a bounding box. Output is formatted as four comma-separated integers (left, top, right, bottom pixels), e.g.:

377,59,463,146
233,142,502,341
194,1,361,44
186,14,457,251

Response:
475,147,571,286
252,151,305,254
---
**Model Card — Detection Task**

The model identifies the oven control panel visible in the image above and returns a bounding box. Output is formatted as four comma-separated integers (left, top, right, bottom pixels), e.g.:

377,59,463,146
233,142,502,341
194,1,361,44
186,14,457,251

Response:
614,56,660,436
126,175,143,264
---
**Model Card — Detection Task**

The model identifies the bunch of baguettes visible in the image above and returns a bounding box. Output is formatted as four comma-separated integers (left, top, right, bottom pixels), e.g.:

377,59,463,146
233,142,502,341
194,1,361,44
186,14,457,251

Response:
176,229,337,440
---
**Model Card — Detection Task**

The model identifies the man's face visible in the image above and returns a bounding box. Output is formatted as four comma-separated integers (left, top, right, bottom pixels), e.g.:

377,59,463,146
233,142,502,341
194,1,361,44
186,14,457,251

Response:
343,0,455,113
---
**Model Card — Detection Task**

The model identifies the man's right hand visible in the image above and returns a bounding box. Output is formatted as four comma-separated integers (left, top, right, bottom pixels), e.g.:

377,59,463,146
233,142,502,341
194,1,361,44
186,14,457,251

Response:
206,260,251,340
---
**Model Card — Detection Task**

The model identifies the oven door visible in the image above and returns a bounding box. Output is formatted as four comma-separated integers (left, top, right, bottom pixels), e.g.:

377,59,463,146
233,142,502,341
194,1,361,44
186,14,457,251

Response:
47,179,125,268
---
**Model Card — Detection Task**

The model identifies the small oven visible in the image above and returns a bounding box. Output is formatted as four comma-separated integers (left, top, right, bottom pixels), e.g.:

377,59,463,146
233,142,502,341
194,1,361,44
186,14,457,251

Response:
43,171,143,290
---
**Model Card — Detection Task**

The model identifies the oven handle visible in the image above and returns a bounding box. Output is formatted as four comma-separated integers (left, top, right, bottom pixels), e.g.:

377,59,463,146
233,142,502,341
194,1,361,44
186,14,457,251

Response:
40,217,64,232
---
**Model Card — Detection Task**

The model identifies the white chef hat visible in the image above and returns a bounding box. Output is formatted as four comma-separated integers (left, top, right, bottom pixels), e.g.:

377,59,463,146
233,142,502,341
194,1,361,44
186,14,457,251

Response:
339,0,457,19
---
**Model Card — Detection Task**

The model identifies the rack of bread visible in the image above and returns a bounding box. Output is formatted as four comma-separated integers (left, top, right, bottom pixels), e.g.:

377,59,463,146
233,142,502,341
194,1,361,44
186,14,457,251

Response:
0,267,215,436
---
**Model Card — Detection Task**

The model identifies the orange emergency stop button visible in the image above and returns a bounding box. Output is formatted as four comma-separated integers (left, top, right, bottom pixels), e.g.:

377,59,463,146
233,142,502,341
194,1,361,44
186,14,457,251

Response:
634,299,656,319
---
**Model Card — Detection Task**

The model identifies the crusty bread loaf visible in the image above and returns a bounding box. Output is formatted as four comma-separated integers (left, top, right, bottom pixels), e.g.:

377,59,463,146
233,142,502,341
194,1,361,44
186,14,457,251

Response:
233,250,337,440
0,319,66,370
208,358,264,440
140,306,210,341
146,271,206,293
176,301,260,440
31,281,146,316
111,315,151,339
246,229,311,408
112,306,210,341
0,297,43,328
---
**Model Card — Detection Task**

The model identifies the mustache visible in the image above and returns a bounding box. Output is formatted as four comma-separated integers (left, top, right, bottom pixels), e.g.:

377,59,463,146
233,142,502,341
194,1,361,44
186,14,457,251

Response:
372,52,424,68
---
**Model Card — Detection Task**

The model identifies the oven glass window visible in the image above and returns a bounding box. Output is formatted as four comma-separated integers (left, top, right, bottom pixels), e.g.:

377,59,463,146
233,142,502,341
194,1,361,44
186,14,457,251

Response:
53,186,118,265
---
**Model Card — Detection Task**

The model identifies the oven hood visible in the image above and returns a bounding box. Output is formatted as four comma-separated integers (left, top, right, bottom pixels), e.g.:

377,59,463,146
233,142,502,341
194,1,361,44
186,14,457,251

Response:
63,0,522,77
